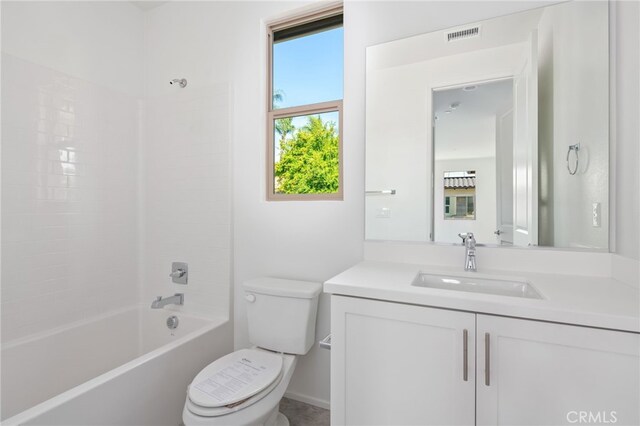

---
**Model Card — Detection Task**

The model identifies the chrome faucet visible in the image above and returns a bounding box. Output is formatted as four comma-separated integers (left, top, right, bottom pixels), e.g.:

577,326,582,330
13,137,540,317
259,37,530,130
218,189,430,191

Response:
458,233,477,272
151,293,184,309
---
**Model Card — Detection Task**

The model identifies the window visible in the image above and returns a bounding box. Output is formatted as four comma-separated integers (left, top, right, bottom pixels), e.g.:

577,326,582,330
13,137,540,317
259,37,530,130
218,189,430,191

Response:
444,195,476,219
443,171,476,220
454,196,475,217
267,6,343,200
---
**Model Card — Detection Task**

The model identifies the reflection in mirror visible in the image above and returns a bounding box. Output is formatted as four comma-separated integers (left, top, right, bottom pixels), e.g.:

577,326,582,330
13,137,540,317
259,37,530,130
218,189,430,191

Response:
443,172,476,221
434,80,513,244
365,1,609,250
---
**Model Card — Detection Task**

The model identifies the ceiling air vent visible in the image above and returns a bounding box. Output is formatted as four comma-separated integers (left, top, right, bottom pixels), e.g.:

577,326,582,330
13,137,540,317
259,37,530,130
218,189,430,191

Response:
446,26,480,42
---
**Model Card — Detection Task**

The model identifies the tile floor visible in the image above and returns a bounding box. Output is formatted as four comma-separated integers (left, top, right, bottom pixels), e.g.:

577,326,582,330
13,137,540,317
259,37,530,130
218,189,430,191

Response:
279,397,330,426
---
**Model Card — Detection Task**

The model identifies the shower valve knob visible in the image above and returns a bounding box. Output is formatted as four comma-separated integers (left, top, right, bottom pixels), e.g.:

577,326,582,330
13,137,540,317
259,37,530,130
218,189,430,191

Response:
169,269,186,278
170,262,188,284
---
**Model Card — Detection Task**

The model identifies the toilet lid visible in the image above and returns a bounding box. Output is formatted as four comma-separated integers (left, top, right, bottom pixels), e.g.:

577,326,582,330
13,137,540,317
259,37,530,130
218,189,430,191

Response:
186,369,284,418
188,349,283,408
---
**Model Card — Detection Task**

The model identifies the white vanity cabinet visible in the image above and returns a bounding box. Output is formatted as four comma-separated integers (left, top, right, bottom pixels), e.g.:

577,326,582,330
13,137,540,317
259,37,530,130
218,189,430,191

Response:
476,315,640,426
330,296,476,426
331,295,640,426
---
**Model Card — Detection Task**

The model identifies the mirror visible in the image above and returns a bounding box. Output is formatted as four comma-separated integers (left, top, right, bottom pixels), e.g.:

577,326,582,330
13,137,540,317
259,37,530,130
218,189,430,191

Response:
365,1,609,249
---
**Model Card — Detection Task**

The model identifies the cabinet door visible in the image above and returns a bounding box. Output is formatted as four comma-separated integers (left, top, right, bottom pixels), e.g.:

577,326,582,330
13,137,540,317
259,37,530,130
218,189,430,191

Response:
331,296,475,426
477,315,640,425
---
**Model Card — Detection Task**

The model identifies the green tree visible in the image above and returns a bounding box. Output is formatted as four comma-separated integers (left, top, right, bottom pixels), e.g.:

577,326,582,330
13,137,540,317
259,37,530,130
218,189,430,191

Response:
274,117,295,147
275,115,339,194
273,89,285,108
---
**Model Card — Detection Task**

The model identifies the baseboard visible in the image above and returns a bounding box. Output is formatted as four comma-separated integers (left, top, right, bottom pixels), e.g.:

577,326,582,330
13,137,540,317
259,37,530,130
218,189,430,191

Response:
284,391,330,410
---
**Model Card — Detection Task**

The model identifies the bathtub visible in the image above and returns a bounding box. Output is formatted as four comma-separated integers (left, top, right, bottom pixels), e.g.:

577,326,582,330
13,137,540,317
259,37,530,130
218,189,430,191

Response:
1,306,232,425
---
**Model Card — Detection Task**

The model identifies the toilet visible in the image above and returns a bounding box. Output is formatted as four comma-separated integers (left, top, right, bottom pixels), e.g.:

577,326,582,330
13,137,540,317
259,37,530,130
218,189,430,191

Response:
183,277,322,426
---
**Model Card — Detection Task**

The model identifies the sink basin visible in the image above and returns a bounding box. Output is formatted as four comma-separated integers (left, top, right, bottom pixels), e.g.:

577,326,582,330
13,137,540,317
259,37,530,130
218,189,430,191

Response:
412,272,543,299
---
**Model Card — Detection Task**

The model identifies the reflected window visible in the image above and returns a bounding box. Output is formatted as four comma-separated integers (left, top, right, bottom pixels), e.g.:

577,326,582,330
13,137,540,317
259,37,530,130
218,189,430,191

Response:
444,171,476,220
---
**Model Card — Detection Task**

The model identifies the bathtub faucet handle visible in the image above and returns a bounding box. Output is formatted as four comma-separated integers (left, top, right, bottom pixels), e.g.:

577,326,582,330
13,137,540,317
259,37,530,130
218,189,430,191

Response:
169,269,186,278
169,262,188,284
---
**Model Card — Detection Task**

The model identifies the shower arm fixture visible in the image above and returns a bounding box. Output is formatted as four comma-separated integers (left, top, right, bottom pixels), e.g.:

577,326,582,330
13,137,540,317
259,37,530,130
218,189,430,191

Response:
170,78,187,88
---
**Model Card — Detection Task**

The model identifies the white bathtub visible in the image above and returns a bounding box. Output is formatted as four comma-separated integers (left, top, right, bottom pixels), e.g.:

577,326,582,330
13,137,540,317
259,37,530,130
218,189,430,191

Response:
1,306,232,425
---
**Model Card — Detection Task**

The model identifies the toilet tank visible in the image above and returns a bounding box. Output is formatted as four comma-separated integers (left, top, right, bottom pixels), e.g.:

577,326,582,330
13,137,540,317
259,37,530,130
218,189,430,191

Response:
243,277,322,355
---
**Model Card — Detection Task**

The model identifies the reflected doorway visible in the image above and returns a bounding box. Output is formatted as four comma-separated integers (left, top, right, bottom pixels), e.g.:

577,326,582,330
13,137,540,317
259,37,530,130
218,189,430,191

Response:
432,79,515,244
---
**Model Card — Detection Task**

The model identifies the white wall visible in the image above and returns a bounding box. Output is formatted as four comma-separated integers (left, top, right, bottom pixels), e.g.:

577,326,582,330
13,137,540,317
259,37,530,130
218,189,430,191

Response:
231,1,363,408
538,0,639,255
133,0,358,408
614,0,640,261
366,42,524,242
1,1,144,343
364,63,432,241
537,1,609,250
1,1,143,97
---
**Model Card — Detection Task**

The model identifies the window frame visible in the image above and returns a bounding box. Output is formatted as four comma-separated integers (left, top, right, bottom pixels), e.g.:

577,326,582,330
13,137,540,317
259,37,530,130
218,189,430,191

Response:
266,4,344,201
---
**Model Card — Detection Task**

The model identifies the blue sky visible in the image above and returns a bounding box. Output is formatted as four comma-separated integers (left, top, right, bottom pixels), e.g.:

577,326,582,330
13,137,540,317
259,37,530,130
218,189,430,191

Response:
273,27,344,109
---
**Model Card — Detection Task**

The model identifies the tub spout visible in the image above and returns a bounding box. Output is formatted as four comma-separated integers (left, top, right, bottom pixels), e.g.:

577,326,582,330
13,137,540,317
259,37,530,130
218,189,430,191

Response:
151,293,184,309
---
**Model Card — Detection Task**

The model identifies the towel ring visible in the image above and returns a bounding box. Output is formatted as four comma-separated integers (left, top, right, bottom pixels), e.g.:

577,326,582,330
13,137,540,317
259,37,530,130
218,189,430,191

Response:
566,143,580,175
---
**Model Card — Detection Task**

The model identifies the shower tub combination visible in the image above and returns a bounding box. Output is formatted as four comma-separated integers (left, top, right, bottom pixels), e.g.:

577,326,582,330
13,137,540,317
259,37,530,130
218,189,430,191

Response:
1,307,231,425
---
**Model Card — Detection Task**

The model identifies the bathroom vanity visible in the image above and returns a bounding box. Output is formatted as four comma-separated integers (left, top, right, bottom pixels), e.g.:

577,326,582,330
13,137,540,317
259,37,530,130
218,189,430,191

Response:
325,261,640,426
346,0,640,422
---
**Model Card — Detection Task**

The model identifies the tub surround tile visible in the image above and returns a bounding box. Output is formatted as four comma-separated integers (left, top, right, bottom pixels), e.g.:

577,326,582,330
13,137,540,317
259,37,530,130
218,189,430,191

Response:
1,54,139,344
140,84,231,319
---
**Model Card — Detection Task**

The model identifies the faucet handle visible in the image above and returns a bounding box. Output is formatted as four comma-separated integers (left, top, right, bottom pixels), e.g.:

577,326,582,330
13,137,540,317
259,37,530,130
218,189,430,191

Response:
458,233,476,248
169,269,186,278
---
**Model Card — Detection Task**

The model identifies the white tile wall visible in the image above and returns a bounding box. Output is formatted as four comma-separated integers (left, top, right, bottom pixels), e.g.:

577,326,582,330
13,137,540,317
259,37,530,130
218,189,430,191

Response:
1,54,139,343
141,85,231,318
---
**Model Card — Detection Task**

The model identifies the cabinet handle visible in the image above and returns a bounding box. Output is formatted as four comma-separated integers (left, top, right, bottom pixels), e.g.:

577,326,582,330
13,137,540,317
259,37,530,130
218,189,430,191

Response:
485,333,491,386
463,329,468,381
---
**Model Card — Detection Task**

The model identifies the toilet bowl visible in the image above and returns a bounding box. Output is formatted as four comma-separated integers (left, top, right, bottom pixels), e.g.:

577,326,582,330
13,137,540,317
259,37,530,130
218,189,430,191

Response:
182,278,321,426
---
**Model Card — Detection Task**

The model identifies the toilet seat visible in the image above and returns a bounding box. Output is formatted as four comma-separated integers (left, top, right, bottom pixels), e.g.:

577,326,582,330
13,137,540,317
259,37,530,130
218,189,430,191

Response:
186,369,284,417
187,349,284,416
183,350,298,425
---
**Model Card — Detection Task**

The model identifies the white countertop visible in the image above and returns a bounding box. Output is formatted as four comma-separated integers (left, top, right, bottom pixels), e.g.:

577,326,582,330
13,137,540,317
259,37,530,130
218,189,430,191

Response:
324,261,640,333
